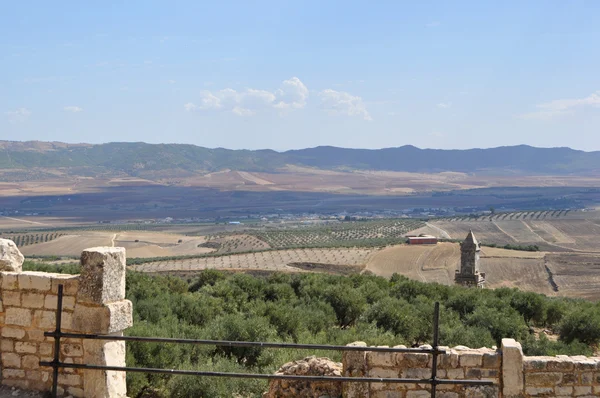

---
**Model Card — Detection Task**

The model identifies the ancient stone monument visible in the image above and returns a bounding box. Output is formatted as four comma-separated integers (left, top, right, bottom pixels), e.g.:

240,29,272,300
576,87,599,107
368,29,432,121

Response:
454,230,485,288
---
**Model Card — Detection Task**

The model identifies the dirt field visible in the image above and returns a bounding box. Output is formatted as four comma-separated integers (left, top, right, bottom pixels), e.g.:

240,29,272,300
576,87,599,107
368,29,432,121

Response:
20,231,216,258
432,221,515,245
432,219,600,253
364,243,460,284
131,247,377,273
546,253,600,300
364,242,558,295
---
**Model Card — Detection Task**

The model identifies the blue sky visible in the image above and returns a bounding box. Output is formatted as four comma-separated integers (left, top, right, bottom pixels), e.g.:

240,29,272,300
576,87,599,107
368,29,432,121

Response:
2,1,600,151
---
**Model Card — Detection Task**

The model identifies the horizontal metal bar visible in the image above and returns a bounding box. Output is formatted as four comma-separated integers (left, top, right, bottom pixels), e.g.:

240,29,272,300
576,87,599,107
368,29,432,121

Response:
38,362,494,386
43,332,446,354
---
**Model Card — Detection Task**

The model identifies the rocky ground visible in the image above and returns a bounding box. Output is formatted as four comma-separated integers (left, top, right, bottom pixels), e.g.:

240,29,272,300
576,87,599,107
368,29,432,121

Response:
0,386,46,398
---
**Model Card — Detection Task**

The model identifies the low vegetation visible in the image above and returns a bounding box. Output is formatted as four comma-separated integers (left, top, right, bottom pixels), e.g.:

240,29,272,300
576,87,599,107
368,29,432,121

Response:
23,262,600,397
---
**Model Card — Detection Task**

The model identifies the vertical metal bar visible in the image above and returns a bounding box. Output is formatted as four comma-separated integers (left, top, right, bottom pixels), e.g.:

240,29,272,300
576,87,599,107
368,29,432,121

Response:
51,284,64,398
430,302,440,398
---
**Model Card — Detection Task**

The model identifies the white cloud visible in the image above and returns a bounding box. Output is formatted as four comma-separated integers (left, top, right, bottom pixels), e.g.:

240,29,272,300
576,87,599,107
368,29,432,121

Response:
167,79,176,84
318,89,372,121
64,106,83,113
437,102,452,109
185,77,309,116
520,91,600,120
6,108,31,123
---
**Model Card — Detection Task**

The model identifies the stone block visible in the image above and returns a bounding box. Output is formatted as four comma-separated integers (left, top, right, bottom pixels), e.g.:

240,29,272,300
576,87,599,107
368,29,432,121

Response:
39,343,53,356
556,386,574,395
2,327,26,339
83,339,127,398
1,272,19,289
1,339,14,352
22,355,40,370
446,368,465,379
5,307,32,326
0,239,24,272
3,369,26,379
72,300,133,334
524,386,554,396
79,247,126,304
573,386,592,396
343,342,369,398
526,372,562,386
482,352,500,369
439,351,459,368
370,367,400,379
3,290,21,306
58,373,82,386
51,275,79,295
501,338,524,398
2,352,22,367
460,352,483,367
33,310,56,329
27,329,45,342
367,351,396,368
62,342,84,357
546,358,574,371
22,292,45,308
67,386,85,398
401,368,431,379
406,391,430,398
404,352,430,367
15,342,37,354
18,272,53,291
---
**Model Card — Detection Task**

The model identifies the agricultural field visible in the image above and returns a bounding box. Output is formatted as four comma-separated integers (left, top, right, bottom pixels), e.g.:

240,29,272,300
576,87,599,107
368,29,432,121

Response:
0,231,64,247
18,230,216,258
431,213,600,253
247,219,425,249
546,253,600,300
131,247,377,273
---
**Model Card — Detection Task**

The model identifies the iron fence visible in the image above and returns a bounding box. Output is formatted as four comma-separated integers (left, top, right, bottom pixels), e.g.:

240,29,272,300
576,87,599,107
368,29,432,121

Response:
40,284,495,397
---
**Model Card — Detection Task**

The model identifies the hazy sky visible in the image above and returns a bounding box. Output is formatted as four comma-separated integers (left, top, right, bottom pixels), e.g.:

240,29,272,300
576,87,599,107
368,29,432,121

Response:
2,1,600,151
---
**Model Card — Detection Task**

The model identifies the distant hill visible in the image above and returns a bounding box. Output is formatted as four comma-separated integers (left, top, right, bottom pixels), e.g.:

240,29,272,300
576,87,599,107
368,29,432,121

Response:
1,140,599,177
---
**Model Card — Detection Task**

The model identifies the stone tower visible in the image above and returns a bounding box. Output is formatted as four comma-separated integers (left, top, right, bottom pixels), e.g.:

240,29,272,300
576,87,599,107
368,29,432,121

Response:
454,230,485,288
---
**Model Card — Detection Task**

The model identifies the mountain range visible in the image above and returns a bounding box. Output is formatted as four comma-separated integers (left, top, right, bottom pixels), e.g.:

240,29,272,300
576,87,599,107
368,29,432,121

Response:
1,140,599,176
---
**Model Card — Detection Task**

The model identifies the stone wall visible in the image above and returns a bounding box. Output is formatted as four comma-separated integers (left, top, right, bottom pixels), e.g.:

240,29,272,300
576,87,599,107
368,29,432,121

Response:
338,339,600,397
343,342,500,397
0,243,132,398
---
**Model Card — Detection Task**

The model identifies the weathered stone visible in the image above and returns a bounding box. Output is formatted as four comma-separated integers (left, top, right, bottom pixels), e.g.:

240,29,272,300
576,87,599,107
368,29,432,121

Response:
21,292,44,308
1,339,14,352
72,300,133,334
482,352,500,369
5,307,32,326
406,391,431,398
0,239,24,271
15,342,37,354
343,342,368,398
1,271,19,289
2,326,26,339
460,352,483,367
573,385,592,396
502,338,523,398
3,290,21,306
22,355,40,370
18,272,52,291
51,274,79,295
2,352,22,368
83,338,128,398
79,247,126,304
526,372,563,386
525,386,554,396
